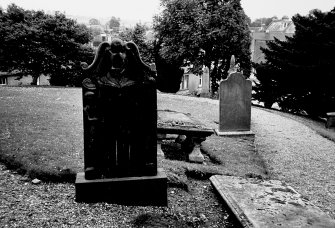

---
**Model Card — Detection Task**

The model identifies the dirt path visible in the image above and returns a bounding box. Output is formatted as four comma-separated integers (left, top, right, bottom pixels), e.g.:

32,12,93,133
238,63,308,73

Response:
159,92,335,218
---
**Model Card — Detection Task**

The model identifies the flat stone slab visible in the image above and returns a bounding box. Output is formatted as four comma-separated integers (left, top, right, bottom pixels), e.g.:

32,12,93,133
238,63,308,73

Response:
210,175,335,228
157,110,213,137
215,129,254,137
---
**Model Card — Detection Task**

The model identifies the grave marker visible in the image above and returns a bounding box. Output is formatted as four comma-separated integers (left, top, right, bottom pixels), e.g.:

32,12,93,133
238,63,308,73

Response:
215,72,254,136
75,38,167,206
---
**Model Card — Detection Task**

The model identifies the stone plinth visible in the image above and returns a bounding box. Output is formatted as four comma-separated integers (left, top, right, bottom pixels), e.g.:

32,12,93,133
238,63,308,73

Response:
76,168,167,206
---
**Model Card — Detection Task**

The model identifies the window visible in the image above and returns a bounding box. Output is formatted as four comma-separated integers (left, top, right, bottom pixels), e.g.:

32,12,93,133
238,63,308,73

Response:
0,77,7,85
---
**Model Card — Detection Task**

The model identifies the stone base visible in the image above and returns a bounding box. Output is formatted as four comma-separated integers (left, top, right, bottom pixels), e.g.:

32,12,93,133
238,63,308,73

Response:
157,144,165,158
75,168,167,206
215,129,254,137
210,175,335,228
188,146,204,163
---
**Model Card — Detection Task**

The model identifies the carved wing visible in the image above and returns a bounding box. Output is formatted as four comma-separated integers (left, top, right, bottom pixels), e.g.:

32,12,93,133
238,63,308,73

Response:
82,42,111,75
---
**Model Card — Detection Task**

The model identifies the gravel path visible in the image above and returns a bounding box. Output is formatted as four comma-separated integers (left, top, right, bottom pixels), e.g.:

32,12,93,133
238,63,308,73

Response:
159,92,335,218
252,108,335,218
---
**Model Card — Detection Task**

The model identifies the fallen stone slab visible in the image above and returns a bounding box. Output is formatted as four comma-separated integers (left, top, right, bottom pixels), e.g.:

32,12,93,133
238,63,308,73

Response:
210,175,335,228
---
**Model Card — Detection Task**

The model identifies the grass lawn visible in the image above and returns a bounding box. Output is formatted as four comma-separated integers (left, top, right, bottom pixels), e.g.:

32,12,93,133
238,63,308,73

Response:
0,86,83,182
0,86,269,227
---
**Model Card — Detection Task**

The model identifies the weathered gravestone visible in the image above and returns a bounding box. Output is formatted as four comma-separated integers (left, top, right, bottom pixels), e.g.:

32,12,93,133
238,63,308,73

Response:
200,67,210,96
75,38,167,206
215,72,254,136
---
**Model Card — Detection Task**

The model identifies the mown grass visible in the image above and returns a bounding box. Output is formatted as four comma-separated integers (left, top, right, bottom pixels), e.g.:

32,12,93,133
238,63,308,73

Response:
0,86,268,184
0,86,83,182
0,86,271,227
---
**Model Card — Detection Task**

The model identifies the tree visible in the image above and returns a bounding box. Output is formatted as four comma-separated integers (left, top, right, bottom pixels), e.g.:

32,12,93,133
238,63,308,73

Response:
0,4,94,86
254,8,335,117
252,63,282,108
118,23,154,64
89,18,100,25
89,25,103,36
154,0,252,94
249,16,277,27
108,16,120,31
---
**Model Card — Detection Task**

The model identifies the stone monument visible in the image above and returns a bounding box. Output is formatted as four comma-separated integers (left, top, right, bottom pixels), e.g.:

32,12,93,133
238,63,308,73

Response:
200,67,210,96
75,38,167,206
215,72,254,136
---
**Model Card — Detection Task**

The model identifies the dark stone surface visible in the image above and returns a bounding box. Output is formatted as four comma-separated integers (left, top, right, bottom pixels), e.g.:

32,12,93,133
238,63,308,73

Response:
75,168,167,206
82,79,157,179
81,38,158,179
76,39,167,205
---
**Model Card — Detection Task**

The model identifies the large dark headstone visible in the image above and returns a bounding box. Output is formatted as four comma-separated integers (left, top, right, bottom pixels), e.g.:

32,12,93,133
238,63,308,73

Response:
75,38,167,206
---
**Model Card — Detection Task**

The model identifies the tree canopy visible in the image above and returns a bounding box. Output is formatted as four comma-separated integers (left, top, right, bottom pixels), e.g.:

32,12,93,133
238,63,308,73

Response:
249,16,278,27
108,16,120,30
253,8,335,117
88,25,104,36
89,18,100,25
153,0,252,93
0,4,94,86
118,23,154,64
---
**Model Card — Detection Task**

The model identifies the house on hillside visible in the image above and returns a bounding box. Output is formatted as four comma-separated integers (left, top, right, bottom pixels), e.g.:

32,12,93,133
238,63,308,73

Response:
250,16,295,63
180,67,210,95
90,33,114,48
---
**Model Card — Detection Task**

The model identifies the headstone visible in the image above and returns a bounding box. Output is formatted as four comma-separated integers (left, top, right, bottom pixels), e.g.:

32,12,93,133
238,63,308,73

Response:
215,72,254,136
200,67,210,95
75,38,167,206
187,73,200,93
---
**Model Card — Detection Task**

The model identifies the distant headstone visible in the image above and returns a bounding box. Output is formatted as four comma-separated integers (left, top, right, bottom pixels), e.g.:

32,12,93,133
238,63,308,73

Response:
187,73,199,93
216,72,253,136
75,38,167,206
200,67,210,95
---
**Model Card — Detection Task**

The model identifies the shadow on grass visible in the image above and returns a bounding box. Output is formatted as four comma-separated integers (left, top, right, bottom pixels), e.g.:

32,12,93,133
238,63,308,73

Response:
201,135,270,180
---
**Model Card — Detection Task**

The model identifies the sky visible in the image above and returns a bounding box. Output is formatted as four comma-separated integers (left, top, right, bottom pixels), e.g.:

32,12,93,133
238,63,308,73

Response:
1,0,334,23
